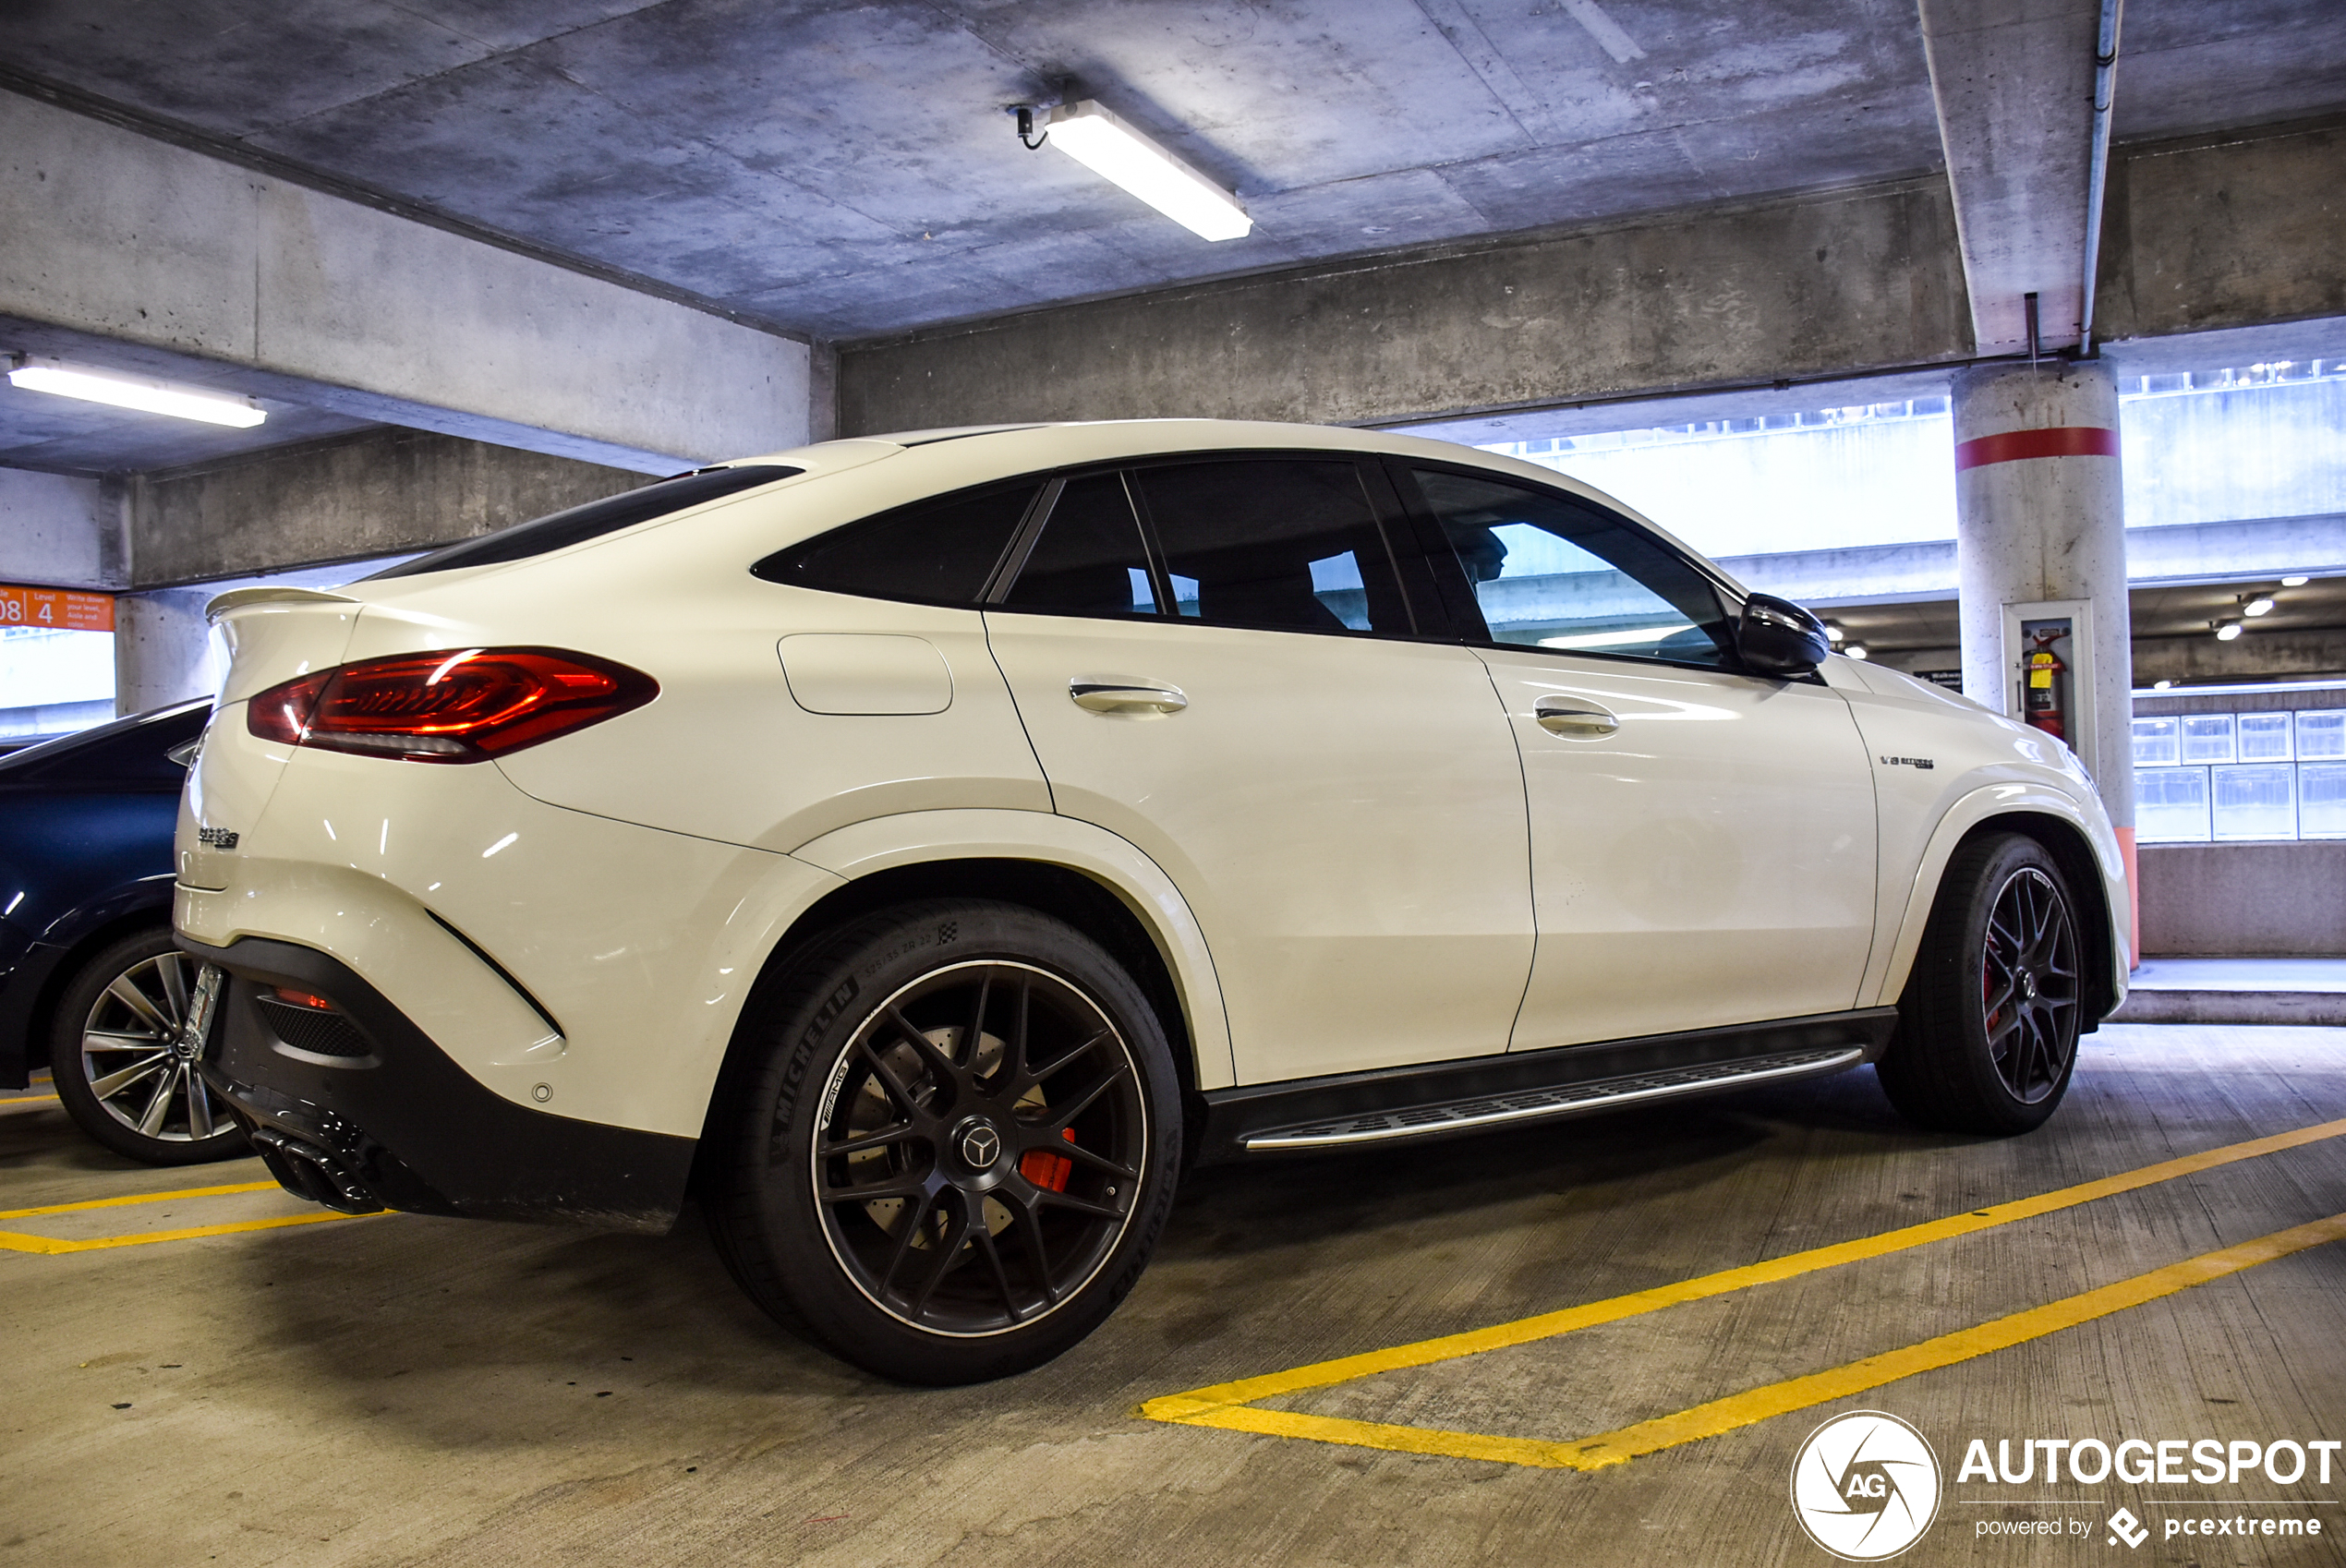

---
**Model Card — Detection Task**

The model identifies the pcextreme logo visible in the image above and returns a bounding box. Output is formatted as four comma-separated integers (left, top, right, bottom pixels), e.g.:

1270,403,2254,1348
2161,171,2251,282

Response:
1791,1411,1944,1561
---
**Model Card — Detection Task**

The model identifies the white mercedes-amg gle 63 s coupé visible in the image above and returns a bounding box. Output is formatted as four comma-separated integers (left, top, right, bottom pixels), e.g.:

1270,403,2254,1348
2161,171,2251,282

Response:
176,419,2128,1383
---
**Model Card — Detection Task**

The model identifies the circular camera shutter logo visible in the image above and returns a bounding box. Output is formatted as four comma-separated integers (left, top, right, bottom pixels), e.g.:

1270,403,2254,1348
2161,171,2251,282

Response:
1789,1410,1941,1561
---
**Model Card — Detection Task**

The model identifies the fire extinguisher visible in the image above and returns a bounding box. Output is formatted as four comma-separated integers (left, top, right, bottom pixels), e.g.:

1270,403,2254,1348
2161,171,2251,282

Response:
2023,629,2066,741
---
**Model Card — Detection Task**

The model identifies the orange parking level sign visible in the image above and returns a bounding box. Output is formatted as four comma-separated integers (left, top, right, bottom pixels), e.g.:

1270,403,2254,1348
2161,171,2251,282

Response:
0,584,115,633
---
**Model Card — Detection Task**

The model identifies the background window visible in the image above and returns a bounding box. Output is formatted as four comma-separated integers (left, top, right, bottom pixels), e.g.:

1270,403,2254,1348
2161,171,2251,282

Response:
1131,460,1405,634
2236,711,2294,761
1001,474,1158,618
2301,763,2346,838
2298,709,2346,760
2132,716,2180,766
0,623,115,745
2179,713,2236,764
757,482,1037,604
2211,763,2297,840
2136,765,2212,842
1410,469,1734,666
2134,706,2346,844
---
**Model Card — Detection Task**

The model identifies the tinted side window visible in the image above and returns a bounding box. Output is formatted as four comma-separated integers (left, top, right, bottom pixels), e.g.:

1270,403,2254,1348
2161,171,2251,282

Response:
754,482,1038,605
369,466,795,580
1410,469,1735,667
999,474,1160,617
1130,459,1409,634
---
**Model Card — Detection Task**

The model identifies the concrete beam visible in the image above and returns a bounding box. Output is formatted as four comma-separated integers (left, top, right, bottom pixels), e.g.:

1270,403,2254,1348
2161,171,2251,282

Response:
127,428,643,587
1917,0,2101,353
840,114,2344,442
839,178,1973,435
1729,516,2346,607
2131,627,2346,686
0,465,125,588
0,90,813,474
2097,117,2346,345
2123,513,2346,585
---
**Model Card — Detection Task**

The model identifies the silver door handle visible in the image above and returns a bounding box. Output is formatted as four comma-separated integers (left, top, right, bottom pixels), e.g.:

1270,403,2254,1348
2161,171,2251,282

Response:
1534,698,1618,737
1070,680,1189,716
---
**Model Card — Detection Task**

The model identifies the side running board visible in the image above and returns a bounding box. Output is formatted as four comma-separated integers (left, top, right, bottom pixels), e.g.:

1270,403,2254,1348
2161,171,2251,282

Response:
1240,1046,1867,1152
1191,1007,1900,1164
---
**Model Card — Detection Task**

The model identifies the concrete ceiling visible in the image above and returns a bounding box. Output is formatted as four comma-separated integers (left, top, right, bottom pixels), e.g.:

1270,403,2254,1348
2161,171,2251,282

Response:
9,0,2340,343
3,0,2341,475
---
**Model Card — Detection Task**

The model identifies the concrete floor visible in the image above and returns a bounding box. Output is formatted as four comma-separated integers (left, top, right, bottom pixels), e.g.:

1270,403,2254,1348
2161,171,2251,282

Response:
3,1023,2341,1567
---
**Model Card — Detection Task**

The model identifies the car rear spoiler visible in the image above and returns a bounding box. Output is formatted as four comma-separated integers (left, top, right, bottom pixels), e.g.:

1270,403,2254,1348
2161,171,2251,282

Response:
205,585,358,623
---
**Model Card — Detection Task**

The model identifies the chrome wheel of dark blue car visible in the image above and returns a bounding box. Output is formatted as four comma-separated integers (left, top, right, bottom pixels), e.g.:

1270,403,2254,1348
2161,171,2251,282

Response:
49,927,248,1165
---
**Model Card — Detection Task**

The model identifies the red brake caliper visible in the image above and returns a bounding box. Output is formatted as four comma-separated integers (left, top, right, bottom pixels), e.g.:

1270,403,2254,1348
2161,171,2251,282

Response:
1020,1128,1077,1192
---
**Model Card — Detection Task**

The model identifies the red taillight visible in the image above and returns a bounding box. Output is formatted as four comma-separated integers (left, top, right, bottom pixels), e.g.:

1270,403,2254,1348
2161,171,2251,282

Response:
247,647,657,764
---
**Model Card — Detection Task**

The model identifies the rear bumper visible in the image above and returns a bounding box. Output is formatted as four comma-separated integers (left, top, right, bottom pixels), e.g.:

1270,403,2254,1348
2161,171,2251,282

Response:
180,934,694,1233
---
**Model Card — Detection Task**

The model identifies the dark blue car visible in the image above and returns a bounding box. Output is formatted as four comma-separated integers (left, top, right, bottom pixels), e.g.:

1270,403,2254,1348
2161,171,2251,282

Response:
0,699,247,1164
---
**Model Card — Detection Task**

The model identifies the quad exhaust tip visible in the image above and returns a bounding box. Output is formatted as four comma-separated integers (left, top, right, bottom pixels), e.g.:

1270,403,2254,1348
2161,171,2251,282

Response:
250,1127,386,1215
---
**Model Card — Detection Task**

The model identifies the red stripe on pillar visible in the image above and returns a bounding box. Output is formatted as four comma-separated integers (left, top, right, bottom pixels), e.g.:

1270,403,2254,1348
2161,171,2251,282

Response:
1954,426,2121,471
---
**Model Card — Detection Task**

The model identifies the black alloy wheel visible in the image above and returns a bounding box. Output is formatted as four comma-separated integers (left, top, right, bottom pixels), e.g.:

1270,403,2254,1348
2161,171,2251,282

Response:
707,900,1180,1384
1878,832,2086,1135
1977,863,2081,1104
813,959,1146,1335
48,926,250,1165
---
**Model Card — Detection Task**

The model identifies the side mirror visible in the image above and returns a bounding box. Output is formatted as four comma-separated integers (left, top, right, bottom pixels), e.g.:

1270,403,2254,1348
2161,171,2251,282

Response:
1736,594,1832,676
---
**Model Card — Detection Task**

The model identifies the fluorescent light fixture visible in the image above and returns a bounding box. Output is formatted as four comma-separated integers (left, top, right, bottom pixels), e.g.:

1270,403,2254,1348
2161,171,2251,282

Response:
2281,575,2309,587
2242,595,2276,616
1844,645,1870,660
1045,101,1252,242
1822,621,1846,645
2153,679,2174,690
2213,620,2243,642
6,356,265,428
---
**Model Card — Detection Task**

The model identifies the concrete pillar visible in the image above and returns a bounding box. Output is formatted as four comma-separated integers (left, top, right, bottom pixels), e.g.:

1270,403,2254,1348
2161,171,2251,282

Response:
114,589,220,716
1953,358,2136,959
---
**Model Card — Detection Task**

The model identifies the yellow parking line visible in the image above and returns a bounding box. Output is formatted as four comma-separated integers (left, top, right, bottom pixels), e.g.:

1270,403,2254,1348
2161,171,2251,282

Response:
0,1180,281,1223
1159,1212,2346,1469
1143,1116,2346,1424
0,1209,376,1255
1553,1210,2346,1467
0,1177,382,1254
0,1092,62,1110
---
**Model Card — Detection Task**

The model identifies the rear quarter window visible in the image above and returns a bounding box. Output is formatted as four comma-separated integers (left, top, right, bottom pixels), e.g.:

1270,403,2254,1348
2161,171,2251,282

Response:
754,482,1042,606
